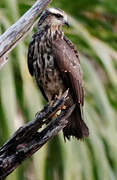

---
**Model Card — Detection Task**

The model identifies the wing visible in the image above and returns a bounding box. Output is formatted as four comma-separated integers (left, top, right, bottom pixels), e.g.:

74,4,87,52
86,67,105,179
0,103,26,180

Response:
27,31,42,76
27,38,35,76
27,35,48,101
52,36,84,106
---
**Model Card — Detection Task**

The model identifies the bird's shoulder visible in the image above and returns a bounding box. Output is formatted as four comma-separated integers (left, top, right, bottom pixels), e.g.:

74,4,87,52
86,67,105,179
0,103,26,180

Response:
63,36,80,63
52,35,82,80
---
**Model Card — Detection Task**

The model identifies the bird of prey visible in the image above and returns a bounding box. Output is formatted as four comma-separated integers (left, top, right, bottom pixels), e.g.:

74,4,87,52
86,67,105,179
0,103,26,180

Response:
27,7,89,140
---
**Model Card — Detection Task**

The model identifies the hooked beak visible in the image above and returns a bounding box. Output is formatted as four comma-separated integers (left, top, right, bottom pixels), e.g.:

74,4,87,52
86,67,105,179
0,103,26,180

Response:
64,20,70,27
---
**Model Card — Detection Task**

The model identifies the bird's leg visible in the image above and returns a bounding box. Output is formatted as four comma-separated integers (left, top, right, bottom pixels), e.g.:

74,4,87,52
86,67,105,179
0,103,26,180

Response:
43,95,59,124
45,92,62,121
62,105,67,110
53,90,67,113
42,90,68,125
57,90,67,110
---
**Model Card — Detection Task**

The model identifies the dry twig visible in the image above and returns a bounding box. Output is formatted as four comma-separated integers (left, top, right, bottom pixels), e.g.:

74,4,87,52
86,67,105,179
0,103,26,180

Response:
0,90,74,179
0,0,52,69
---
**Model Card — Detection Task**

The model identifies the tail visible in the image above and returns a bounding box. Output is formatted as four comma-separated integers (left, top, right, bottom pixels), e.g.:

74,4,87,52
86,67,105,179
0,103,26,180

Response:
63,105,89,140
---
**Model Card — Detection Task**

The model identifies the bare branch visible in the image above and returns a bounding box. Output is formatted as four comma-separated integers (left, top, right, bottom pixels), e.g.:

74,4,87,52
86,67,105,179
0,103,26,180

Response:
0,0,52,69
0,90,74,179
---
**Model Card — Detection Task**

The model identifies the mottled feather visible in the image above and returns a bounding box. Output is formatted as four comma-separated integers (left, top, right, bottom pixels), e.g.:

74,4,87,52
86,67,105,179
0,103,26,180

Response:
27,8,89,140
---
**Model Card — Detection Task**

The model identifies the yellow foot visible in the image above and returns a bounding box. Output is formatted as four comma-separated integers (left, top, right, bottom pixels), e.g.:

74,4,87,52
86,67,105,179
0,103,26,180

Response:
55,95,58,99
53,113,58,118
62,105,67,110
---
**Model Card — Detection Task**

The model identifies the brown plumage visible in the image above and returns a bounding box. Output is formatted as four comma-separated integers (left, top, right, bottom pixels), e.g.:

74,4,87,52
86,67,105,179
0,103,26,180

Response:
28,8,89,140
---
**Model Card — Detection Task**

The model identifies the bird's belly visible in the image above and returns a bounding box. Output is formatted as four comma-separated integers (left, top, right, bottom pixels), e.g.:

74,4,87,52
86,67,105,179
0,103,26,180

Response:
40,68,65,101
34,51,65,102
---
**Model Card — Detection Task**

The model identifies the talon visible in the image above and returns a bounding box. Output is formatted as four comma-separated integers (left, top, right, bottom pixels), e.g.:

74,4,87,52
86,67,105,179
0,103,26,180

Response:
55,95,59,99
54,114,58,118
62,105,67,110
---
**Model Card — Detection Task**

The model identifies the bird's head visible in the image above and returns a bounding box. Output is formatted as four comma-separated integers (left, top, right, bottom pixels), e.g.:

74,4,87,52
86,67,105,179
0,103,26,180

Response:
38,8,69,29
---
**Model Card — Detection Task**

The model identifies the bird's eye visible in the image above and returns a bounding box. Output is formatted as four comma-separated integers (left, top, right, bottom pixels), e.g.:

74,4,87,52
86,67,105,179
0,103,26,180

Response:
55,14,63,19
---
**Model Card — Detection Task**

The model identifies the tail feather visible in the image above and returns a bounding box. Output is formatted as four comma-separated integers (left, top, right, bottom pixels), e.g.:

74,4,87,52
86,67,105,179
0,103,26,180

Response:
63,106,89,140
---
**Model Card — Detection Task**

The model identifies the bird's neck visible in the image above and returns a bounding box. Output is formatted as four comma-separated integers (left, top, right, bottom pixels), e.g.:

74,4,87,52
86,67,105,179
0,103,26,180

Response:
50,25,64,40
38,25,64,41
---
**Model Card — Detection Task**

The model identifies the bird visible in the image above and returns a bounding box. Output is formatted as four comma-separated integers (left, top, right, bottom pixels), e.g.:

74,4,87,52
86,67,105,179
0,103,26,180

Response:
27,7,89,140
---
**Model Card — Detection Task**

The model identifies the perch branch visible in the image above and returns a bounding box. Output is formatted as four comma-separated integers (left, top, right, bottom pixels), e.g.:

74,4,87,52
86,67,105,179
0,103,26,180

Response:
0,0,52,69
0,90,74,179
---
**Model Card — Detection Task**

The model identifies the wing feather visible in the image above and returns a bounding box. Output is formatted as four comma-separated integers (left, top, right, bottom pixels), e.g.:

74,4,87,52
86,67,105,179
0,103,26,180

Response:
52,36,84,106
27,35,48,101
27,38,35,76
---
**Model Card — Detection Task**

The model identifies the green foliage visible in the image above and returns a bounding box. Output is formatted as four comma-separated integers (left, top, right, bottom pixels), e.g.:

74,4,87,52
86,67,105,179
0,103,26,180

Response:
44,136,64,180
0,0,117,179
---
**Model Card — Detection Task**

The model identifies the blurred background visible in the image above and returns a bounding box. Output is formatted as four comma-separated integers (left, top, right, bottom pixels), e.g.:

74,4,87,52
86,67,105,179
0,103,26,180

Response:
0,0,117,179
